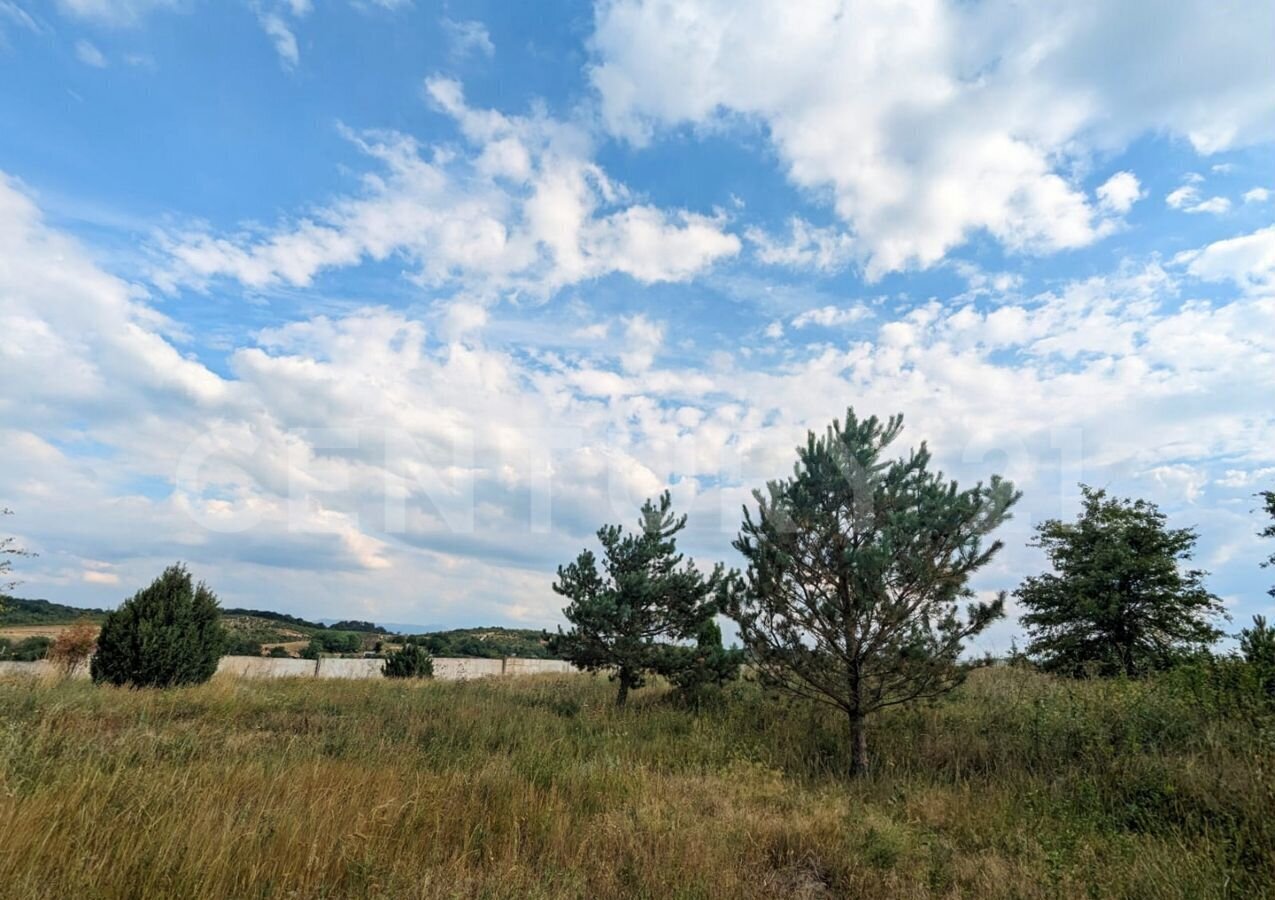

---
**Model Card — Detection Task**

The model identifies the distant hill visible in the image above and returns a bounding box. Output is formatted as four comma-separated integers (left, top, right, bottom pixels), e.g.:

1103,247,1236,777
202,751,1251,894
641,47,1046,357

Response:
0,596,106,626
406,627,560,660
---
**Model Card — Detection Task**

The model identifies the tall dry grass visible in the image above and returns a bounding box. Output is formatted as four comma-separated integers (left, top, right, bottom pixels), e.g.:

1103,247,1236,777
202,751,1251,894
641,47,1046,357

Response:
0,667,1271,898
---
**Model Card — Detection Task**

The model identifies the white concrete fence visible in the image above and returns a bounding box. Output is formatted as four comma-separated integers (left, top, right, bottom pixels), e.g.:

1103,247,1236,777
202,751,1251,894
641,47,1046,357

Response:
0,656,575,682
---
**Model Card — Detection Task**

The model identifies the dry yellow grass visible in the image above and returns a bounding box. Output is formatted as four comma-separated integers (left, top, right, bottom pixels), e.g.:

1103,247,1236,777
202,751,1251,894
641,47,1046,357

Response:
0,668,1270,898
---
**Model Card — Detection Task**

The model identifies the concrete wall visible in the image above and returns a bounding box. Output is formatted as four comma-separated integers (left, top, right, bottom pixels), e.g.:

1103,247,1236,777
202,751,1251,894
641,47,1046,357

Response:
215,657,319,679
503,657,573,677
0,660,90,680
433,657,505,680
316,657,383,680
1,656,579,682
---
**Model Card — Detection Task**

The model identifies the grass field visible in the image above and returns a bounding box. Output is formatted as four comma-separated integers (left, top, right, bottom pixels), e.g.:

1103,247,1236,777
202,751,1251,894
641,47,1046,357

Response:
0,667,1271,899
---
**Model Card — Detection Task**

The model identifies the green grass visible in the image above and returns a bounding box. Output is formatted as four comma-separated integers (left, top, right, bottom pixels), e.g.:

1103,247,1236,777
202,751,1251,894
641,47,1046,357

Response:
0,667,1271,898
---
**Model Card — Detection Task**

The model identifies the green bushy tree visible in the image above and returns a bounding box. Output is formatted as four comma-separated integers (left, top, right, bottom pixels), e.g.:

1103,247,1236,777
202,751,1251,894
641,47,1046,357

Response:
548,492,726,707
382,641,435,678
1239,615,1275,700
729,409,1018,777
1017,486,1225,677
661,618,744,706
91,564,227,687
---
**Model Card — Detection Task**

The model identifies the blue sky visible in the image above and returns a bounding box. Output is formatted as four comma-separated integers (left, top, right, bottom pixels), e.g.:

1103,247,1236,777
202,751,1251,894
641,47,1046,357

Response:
1,0,1273,648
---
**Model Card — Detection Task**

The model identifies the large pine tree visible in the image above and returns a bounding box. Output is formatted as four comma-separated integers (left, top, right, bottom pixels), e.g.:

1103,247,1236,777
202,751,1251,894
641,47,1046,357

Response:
1017,486,1225,677
548,492,725,707
729,409,1018,777
91,564,227,687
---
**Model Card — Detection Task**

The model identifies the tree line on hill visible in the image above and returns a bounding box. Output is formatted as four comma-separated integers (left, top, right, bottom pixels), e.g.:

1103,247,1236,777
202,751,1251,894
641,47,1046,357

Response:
3,409,1274,779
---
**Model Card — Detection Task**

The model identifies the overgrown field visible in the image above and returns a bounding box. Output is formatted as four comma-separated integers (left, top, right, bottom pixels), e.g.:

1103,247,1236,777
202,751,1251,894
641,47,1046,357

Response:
0,668,1272,899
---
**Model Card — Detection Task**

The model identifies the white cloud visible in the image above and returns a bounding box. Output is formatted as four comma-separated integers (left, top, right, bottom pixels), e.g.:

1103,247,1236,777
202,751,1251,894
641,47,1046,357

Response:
443,17,493,59
791,305,871,329
159,78,739,297
1244,187,1272,204
590,0,1275,276
1179,225,1275,293
5,173,1275,630
1096,171,1142,214
258,12,300,69
746,218,855,272
55,0,178,27
73,38,108,67
1166,180,1232,215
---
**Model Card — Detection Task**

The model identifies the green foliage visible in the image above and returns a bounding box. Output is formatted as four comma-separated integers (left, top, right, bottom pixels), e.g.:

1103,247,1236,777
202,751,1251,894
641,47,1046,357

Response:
0,596,106,626
660,618,744,706
328,619,378,632
1017,485,1225,677
0,635,52,661
548,491,727,707
224,635,263,656
221,607,327,631
411,627,558,659
1239,615,1275,700
267,646,292,659
382,641,434,678
90,564,227,688
308,630,363,654
729,409,1018,776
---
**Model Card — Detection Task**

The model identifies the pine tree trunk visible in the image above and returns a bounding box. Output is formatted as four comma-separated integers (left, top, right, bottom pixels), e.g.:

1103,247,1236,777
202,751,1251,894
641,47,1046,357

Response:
616,671,631,708
849,710,869,778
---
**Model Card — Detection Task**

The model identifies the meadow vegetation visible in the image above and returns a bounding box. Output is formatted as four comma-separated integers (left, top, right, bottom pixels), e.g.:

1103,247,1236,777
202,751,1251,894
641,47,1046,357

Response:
0,667,1271,899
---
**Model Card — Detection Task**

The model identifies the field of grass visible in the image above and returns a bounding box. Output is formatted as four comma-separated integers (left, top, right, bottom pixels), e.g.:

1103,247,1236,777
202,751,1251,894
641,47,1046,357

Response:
0,667,1272,899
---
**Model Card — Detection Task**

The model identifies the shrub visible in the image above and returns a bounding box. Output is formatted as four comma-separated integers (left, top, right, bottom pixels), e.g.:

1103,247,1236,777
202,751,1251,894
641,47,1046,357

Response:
382,642,434,678
312,630,362,654
90,564,227,688
48,622,97,674
267,646,291,658
225,635,263,656
0,635,51,661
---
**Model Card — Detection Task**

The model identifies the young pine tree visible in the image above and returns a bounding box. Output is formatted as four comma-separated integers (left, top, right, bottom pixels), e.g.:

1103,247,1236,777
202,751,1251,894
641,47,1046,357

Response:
91,564,227,687
661,617,744,706
382,641,435,678
729,410,1019,777
1017,486,1225,677
548,492,726,707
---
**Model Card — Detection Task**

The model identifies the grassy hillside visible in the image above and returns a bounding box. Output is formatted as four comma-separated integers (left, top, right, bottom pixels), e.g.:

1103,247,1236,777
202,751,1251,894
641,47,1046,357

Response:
0,667,1270,898
409,626,559,659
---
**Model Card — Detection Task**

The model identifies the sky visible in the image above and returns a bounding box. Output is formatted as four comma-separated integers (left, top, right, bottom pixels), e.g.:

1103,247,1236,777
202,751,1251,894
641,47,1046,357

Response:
0,0,1273,648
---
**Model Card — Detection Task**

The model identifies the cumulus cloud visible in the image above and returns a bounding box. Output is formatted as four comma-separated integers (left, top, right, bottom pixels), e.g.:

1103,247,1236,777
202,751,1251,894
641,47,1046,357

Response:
590,0,1275,276
158,78,739,298
1096,171,1142,214
1178,225,1275,293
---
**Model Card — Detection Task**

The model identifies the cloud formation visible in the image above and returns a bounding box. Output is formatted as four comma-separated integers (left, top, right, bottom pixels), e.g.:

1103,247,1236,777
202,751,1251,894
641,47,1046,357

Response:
590,0,1275,276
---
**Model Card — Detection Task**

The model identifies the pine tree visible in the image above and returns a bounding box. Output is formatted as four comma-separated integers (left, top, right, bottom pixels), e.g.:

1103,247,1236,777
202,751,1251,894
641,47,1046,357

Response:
91,564,227,687
382,641,435,678
1261,489,1275,599
661,617,744,706
1017,486,1225,677
548,492,726,707
729,409,1018,777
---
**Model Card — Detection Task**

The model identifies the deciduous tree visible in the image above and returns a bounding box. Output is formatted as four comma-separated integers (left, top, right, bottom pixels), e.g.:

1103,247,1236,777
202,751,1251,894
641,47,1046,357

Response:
729,409,1018,777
